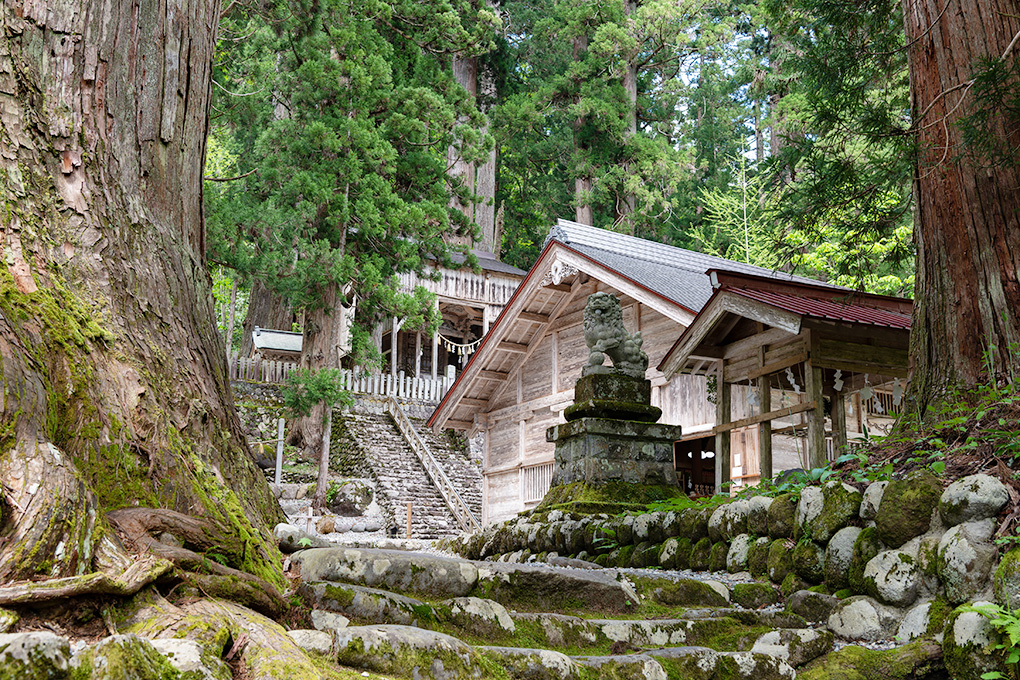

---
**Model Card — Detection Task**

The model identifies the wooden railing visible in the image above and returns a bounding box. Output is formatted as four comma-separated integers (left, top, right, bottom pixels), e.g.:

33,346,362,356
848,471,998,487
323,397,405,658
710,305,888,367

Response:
384,396,482,534
229,353,455,402
522,462,554,504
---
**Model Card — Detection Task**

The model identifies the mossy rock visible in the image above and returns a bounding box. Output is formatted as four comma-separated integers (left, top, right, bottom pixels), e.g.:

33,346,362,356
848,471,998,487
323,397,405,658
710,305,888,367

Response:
993,545,1020,607
535,481,684,515
942,604,1008,680
648,578,729,607
732,582,779,609
791,540,825,584
781,573,810,598
797,638,945,680
677,507,710,543
674,537,693,570
0,632,71,679
615,545,635,568
874,471,941,548
690,537,712,571
709,541,729,572
747,538,770,579
810,481,862,543
766,539,793,584
767,494,797,538
71,634,184,680
658,538,679,570
631,541,660,568
849,527,883,594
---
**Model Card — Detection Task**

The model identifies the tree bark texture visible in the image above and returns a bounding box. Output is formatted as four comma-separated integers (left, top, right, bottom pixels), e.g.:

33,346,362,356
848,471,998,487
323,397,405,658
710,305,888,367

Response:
0,0,284,584
239,279,292,357
904,0,1020,411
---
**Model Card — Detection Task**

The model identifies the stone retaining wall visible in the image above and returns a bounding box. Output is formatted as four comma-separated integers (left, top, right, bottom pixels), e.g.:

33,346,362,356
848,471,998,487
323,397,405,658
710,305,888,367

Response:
447,472,1020,678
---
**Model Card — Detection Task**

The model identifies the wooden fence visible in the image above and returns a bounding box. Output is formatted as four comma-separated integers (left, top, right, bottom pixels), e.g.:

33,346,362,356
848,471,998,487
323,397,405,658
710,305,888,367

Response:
229,353,456,402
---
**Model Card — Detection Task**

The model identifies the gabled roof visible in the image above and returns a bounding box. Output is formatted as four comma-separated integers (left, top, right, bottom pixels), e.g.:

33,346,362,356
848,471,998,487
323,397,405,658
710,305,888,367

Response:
658,269,913,379
547,220,826,313
428,221,839,432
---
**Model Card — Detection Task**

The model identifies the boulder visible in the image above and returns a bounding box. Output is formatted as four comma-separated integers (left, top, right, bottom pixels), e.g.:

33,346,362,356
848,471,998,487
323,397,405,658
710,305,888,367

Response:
648,647,796,680
794,487,824,540
791,540,825,584
767,539,794,584
709,500,750,542
478,647,580,680
797,639,944,680
649,578,729,607
732,582,779,609
592,618,695,647
633,512,665,543
823,526,861,591
937,519,997,603
658,537,679,570
274,523,330,553
767,494,797,538
442,597,516,637
572,654,668,680
150,639,232,680
942,603,1009,680
780,573,810,598
690,537,712,571
874,471,941,548
827,596,901,640
475,561,639,613
510,613,600,649
808,481,862,542
335,624,485,678
310,609,350,632
300,581,431,626
287,629,334,656
751,628,834,667
863,549,921,608
71,634,182,680
709,541,729,572
726,534,755,573
896,600,947,642
940,473,1009,526
327,479,374,515
291,547,478,597
848,526,883,593
747,496,773,536
747,537,770,579
0,632,70,679
677,508,709,543
661,510,682,538
673,537,693,570
994,546,1020,607
0,610,16,635
787,590,838,623
859,480,887,521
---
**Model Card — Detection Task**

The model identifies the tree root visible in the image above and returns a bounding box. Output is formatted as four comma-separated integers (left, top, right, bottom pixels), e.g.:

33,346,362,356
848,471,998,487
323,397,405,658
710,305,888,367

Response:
108,507,287,617
0,553,173,606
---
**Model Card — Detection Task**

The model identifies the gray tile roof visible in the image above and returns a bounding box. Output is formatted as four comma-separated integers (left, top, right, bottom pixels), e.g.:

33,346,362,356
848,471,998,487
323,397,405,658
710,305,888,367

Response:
546,219,833,313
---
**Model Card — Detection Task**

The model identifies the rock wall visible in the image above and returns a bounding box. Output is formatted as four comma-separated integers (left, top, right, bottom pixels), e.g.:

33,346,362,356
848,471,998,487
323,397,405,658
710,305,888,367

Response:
447,472,1019,678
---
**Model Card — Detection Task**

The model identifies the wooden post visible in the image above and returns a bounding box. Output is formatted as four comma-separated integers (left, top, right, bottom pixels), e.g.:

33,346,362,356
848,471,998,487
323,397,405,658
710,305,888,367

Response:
757,374,772,482
391,317,399,378
431,333,439,381
274,417,285,486
805,360,826,469
414,331,422,378
714,375,731,494
406,502,412,539
832,391,848,458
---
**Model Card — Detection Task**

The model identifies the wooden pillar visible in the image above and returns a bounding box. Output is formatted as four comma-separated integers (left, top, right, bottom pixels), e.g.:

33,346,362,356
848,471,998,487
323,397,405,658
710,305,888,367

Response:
714,376,731,493
832,391,848,457
757,374,772,482
414,331,422,377
390,317,399,377
805,360,826,469
482,305,490,336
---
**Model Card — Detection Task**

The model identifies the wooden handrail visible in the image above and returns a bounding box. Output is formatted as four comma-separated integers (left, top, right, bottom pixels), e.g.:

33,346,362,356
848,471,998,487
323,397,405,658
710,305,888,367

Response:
384,396,482,533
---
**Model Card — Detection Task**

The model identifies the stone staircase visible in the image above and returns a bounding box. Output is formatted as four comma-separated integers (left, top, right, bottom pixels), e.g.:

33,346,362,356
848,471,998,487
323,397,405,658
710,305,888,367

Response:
340,407,482,539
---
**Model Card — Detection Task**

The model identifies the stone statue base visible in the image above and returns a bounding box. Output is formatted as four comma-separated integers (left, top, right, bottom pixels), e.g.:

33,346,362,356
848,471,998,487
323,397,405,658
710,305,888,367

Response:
546,371,680,489
546,418,682,487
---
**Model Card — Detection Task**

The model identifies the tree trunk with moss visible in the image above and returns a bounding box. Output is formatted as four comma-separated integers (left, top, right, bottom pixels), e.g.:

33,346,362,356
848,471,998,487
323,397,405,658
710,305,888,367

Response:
903,0,1020,414
0,0,285,595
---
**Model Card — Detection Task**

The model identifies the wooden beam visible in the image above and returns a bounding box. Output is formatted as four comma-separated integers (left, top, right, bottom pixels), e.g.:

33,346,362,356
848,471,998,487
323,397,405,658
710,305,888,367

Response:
478,370,510,382
816,339,909,368
805,359,826,469
497,341,529,354
446,419,474,430
461,397,488,407
519,311,550,323
746,351,810,381
811,358,910,378
723,327,796,359
714,400,817,434
714,378,731,493
542,282,572,293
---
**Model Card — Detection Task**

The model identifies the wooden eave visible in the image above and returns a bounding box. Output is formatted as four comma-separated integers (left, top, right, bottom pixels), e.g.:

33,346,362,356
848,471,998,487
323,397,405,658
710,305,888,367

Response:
659,289,911,386
428,239,695,432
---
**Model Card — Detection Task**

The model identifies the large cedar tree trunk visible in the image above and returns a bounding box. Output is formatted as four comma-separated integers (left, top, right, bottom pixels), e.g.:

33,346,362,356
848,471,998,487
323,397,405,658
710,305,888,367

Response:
904,0,1020,412
239,279,293,357
0,0,284,590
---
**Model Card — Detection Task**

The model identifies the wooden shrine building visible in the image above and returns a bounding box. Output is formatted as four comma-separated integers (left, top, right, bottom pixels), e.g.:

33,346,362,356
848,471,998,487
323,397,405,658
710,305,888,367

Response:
428,220,833,523
658,269,913,491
